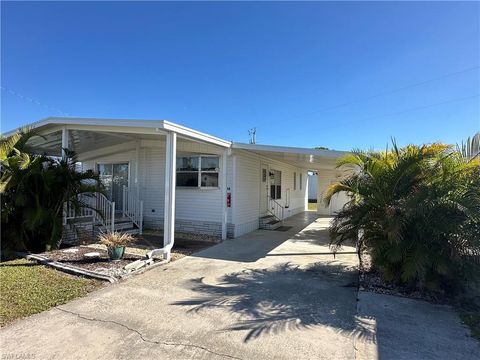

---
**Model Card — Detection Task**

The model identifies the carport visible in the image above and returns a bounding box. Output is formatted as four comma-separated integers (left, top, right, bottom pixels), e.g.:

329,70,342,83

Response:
231,142,351,215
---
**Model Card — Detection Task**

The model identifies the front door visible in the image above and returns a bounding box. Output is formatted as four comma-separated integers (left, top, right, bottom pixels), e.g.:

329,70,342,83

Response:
260,164,269,214
97,163,129,211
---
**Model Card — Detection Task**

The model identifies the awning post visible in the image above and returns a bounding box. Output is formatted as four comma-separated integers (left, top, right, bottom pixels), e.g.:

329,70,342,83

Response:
163,132,177,258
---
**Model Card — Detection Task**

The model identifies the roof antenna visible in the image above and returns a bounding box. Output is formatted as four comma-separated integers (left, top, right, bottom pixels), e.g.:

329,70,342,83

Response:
248,127,256,144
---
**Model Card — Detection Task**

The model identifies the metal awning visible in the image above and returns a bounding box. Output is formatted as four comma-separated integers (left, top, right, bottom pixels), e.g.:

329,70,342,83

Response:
232,142,347,170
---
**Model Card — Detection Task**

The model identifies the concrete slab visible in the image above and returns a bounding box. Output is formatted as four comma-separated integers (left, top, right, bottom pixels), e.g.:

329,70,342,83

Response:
0,212,359,360
355,291,480,360
2,212,476,359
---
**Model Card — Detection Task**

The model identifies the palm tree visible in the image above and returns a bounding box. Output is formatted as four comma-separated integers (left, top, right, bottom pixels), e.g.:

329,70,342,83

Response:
1,129,103,255
458,132,480,160
325,141,480,294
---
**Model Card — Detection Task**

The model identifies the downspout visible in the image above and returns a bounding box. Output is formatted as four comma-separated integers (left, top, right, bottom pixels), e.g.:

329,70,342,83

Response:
127,131,176,271
147,130,177,262
146,242,174,261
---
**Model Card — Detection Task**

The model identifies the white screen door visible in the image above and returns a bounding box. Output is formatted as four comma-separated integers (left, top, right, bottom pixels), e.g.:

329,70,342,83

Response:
97,163,129,211
260,164,269,214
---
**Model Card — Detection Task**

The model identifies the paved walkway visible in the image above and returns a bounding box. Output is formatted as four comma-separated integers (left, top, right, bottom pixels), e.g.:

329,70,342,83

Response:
1,212,478,359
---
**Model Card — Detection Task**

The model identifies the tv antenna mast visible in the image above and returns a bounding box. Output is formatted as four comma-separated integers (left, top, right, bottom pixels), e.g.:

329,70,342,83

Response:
248,128,256,144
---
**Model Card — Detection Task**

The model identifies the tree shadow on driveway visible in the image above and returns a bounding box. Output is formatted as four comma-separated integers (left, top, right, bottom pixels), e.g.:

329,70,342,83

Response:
172,261,373,343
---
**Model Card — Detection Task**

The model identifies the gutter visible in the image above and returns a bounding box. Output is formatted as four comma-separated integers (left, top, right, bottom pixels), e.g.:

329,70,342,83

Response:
146,241,174,261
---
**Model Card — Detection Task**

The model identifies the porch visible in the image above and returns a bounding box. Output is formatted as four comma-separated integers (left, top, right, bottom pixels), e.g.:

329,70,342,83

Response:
17,117,231,259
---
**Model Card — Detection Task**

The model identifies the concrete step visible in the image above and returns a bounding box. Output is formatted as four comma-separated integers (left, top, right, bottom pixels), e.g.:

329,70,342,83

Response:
122,228,140,235
95,222,138,233
259,215,276,227
264,220,282,230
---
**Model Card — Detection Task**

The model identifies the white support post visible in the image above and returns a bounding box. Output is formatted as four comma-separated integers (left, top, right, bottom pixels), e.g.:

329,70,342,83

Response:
135,141,140,190
61,126,68,159
139,200,144,235
221,148,228,240
122,185,126,215
111,202,116,233
305,172,309,211
163,132,177,258
231,155,236,237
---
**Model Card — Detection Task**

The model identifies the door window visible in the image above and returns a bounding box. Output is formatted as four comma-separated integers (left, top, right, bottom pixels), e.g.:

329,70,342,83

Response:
270,169,282,200
97,163,129,210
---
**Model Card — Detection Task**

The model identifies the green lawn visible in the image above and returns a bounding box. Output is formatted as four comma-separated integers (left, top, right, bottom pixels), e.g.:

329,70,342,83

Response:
308,202,317,211
0,259,100,326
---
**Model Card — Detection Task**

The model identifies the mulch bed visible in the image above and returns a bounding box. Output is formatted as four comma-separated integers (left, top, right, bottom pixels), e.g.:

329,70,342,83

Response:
34,235,215,280
358,252,444,303
37,246,143,278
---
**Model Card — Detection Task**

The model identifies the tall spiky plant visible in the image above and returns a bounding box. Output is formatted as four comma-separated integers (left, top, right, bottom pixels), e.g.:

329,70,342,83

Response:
326,141,480,294
1,129,103,254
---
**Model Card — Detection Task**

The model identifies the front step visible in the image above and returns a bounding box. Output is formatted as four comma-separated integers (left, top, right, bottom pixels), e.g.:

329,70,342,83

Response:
259,215,275,227
95,220,139,235
259,215,282,230
264,220,282,230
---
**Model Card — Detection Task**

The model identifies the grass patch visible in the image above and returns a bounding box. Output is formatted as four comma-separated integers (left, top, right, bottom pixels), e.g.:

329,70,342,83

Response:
308,202,317,211
0,259,101,326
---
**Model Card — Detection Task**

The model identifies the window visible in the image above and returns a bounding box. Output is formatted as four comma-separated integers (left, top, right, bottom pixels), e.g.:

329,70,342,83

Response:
270,169,282,199
293,172,297,190
262,168,267,182
176,156,219,188
97,163,129,210
300,173,303,190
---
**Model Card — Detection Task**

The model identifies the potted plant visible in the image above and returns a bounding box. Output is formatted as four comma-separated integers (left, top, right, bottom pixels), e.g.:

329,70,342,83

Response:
98,231,134,261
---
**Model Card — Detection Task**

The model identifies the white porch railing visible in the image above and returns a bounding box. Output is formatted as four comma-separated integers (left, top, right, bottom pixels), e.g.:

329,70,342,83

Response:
63,193,115,232
122,186,144,234
63,189,143,234
267,195,285,223
63,194,94,222
94,192,115,232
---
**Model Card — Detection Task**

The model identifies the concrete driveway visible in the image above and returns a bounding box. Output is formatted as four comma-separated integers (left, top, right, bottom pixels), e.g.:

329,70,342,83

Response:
1,212,478,359
1,213,360,359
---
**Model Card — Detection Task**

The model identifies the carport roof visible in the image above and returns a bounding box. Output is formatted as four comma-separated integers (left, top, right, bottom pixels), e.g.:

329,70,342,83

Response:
232,142,347,171
4,117,348,170
3,117,232,148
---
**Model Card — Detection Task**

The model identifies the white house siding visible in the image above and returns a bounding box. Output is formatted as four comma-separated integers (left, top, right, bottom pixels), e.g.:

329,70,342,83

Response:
81,139,228,238
81,147,138,179
232,152,261,237
316,169,349,215
231,150,308,237
226,156,235,238
80,141,311,239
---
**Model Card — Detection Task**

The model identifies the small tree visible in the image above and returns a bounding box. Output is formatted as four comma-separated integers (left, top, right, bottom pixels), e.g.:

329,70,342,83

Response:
325,141,480,294
1,129,103,255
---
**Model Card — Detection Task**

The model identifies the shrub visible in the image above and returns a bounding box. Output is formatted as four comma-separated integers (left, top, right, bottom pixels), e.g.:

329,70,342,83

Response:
326,141,480,294
1,129,103,255
98,231,135,248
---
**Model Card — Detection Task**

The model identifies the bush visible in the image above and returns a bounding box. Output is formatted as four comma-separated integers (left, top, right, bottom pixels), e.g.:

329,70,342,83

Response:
326,142,480,294
1,129,102,255
98,231,134,248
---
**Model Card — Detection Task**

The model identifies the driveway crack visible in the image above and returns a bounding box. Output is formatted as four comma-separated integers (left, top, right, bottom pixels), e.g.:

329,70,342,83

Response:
56,307,244,360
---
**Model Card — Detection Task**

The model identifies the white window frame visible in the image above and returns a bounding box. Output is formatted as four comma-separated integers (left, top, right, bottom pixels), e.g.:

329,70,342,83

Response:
95,161,131,188
176,155,220,189
270,169,282,200
300,173,303,190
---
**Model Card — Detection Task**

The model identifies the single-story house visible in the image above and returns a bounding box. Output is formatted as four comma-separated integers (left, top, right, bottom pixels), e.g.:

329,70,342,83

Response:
4,117,349,258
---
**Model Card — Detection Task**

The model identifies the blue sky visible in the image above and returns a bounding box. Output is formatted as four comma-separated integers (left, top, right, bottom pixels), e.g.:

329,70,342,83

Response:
1,1,479,150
